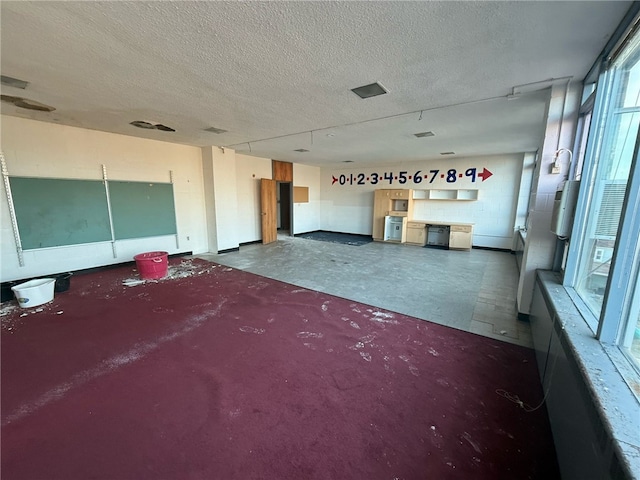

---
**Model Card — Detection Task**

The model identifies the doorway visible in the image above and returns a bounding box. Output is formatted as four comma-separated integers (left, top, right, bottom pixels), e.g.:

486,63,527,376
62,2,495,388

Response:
277,181,292,236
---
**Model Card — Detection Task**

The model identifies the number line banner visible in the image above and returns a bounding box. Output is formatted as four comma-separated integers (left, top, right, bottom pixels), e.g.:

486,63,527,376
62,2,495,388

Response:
330,167,493,186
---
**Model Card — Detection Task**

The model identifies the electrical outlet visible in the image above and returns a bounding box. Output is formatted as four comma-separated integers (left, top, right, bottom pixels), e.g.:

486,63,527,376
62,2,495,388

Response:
551,165,561,174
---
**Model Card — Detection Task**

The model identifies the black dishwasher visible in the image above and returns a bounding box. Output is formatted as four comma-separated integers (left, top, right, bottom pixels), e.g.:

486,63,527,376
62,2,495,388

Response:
426,225,450,247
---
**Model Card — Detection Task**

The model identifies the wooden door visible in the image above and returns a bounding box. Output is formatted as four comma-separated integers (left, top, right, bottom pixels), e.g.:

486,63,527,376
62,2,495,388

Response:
261,178,277,244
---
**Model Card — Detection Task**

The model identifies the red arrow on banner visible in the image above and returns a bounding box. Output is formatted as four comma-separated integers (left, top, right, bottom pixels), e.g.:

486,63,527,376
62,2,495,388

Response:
478,168,493,182
332,175,338,185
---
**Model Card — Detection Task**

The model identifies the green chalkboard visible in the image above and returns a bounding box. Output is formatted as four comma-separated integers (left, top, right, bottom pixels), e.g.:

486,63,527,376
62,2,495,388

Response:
10,177,112,249
109,181,177,240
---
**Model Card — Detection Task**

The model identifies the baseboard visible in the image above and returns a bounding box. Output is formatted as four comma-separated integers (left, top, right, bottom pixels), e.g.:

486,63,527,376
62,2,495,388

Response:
1,251,194,303
217,247,240,254
471,245,512,253
295,230,372,240
239,240,262,247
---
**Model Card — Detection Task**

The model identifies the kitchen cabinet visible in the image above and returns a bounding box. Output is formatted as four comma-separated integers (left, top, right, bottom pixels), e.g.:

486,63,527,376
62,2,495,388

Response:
406,222,426,246
448,224,473,250
372,189,413,241
372,189,472,249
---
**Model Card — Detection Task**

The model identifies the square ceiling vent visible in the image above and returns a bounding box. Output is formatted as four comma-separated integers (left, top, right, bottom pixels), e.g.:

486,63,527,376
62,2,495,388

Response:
414,131,435,138
1,75,29,89
204,126,228,134
351,82,388,99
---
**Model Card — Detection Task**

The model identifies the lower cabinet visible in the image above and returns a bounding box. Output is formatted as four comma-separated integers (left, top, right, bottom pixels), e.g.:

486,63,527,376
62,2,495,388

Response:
449,224,473,250
406,222,426,246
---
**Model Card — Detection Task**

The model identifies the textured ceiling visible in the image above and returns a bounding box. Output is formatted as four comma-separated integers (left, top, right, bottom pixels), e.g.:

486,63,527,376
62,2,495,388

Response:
0,1,632,167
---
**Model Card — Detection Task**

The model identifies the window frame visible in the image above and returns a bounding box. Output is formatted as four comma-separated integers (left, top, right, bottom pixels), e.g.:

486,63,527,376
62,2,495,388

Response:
563,65,616,331
598,124,640,344
563,18,640,372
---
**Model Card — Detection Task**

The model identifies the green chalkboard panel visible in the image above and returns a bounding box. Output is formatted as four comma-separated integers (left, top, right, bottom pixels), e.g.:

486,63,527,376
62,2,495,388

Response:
10,177,112,249
109,181,177,240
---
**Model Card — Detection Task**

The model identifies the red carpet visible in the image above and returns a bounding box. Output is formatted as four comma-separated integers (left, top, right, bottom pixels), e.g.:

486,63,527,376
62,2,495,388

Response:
1,258,559,479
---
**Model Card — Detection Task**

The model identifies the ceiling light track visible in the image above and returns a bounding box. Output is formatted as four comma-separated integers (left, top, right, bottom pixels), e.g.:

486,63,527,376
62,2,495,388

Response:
226,87,544,152
508,76,573,98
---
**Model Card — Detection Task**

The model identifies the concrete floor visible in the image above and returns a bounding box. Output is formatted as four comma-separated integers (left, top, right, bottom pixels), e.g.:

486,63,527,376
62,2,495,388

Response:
196,235,533,348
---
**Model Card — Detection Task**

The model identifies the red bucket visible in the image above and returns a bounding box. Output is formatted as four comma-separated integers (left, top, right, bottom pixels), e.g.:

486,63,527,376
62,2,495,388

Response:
133,251,168,280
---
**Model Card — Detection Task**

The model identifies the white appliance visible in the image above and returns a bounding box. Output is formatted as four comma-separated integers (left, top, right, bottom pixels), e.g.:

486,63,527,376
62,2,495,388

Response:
551,180,580,237
384,216,404,242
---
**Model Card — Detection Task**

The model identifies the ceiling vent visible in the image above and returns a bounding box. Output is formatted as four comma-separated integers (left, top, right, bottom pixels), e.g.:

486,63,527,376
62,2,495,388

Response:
1,75,29,89
294,148,309,153
351,82,388,99
414,131,435,138
130,121,175,132
440,151,455,155
1,94,55,112
205,126,228,134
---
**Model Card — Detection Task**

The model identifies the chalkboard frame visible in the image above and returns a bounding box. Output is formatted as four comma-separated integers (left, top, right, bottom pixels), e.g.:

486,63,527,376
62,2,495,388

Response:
8,176,178,250
108,180,177,240
9,176,112,250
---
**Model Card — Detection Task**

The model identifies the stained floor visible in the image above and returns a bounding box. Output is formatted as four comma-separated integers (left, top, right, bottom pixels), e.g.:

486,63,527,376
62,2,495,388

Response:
196,235,532,348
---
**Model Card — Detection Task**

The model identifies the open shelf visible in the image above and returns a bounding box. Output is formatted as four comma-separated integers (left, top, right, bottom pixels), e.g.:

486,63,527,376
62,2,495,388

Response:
456,189,479,200
412,189,478,201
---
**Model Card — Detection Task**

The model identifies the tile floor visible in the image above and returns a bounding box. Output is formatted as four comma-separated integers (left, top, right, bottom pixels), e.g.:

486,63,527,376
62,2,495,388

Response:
195,235,533,348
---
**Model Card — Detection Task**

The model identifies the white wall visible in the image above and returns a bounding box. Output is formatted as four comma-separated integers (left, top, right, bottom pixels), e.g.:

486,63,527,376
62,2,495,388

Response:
319,154,526,248
293,163,321,234
235,153,272,243
1,116,207,281
210,147,239,251
515,152,536,231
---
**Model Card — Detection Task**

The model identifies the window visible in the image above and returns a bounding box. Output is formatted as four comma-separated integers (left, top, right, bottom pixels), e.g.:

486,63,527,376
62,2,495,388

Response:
572,30,640,320
621,258,640,365
563,19,640,374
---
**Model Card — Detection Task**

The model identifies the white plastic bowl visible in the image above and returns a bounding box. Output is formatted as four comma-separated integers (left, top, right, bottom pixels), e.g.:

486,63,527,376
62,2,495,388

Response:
11,278,56,308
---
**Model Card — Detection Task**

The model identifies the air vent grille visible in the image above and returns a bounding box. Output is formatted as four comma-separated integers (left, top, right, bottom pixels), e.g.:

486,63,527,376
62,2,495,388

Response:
351,82,388,99
205,127,228,134
1,75,29,89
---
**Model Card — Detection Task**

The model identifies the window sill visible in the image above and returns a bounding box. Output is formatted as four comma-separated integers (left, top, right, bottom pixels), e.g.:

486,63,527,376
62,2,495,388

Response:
537,271,640,479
